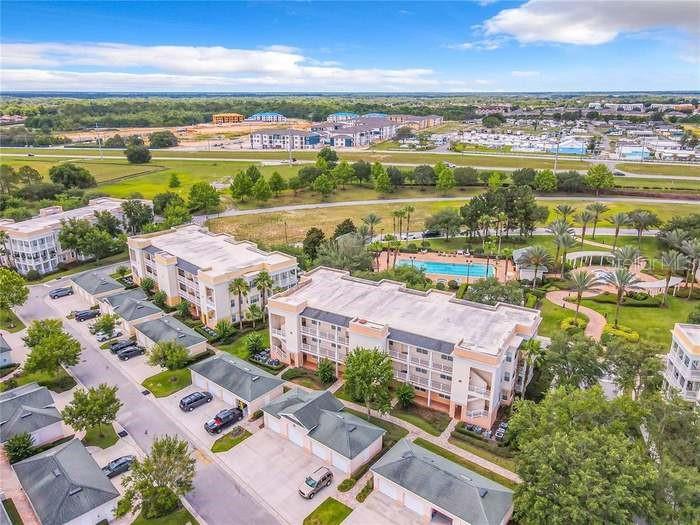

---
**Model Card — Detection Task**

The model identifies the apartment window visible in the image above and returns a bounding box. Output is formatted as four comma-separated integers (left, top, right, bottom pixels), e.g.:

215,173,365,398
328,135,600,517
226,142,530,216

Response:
439,374,452,381
504,372,511,381
415,367,427,374
505,352,513,363
440,354,453,361
415,386,426,392
388,340,394,347
301,318,307,327
438,393,450,400
178,269,185,277
416,348,428,355
179,283,187,292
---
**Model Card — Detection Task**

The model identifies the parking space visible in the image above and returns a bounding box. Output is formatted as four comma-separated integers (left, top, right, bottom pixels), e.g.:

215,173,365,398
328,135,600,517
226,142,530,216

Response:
159,385,238,448
344,491,424,525
222,429,343,524
87,432,141,496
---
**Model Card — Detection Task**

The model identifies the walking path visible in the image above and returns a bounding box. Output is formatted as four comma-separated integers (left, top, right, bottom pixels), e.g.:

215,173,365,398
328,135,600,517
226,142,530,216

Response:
545,289,606,340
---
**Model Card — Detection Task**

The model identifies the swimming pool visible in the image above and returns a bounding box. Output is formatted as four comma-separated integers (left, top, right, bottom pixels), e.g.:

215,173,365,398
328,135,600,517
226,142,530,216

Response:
399,260,494,278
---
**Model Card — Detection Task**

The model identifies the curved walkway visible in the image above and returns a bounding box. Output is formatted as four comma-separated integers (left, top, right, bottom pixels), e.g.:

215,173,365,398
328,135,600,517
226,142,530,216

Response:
545,290,606,340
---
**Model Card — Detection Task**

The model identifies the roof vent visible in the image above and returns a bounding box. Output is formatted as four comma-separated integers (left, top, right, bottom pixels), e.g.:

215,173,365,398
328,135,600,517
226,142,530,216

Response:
52,468,62,477
460,474,472,482
479,488,488,498
348,426,356,432
68,487,83,496
178,334,186,339
20,411,32,419
251,376,260,382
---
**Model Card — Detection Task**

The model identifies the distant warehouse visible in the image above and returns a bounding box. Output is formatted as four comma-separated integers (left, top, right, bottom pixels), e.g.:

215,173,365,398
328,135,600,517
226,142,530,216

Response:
245,112,287,122
213,113,244,124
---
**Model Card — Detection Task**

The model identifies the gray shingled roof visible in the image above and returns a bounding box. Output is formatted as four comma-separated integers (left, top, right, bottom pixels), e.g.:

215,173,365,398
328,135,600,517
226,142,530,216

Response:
263,389,384,459
0,383,62,442
371,439,513,525
388,328,454,355
71,272,122,296
136,316,205,349
13,439,118,525
0,334,10,354
301,307,352,328
0,498,11,525
102,288,148,309
176,257,200,275
113,298,162,322
190,354,283,402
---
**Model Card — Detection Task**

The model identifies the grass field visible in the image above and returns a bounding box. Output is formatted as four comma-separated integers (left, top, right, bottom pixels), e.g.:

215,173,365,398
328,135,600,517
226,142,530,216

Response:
538,299,588,338
617,162,700,177
302,497,352,525
211,428,252,453
614,176,700,192
132,507,199,525
141,369,192,397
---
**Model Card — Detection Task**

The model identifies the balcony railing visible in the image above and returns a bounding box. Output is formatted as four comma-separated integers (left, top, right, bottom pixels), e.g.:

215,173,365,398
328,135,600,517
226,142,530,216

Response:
465,409,488,419
668,353,700,379
389,350,408,361
408,375,430,387
271,344,288,357
412,357,430,367
431,381,451,394
271,327,285,339
468,384,491,396
432,362,453,373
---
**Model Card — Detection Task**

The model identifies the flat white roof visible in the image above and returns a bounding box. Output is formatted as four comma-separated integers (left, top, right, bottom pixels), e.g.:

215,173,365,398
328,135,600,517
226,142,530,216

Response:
142,225,295,276
275,267,540,355
0,197,130,235
677,323,700,346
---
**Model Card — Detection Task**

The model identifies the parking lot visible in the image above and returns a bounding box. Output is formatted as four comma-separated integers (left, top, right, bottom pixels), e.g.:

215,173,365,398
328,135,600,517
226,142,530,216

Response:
224,429,344,524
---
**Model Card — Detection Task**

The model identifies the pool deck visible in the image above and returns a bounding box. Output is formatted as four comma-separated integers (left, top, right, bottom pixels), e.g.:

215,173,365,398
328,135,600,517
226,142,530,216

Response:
376,251,512,284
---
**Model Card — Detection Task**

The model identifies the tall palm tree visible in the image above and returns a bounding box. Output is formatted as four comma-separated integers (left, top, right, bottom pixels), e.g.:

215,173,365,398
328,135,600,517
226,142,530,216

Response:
356,224,371,244
253,271,273,312
557,234,578,277
608,212,629,249
570,270,599,320
403,204,415,240
659,228,687,251
0,231,12,268
367,241,383,269
392,209,405,238
614,246,641,269
494,211,508,254
660,250,688,306
627,210,659,248
229,278,250,329
547,219,574,270
478,214,494,249
517,246,552,288
601,267,641,327
555,204,575,221
389,240,402,268
518,338,544,399
576,209,595,247
681,238,700,299
586,202,609,239
362,213,382,240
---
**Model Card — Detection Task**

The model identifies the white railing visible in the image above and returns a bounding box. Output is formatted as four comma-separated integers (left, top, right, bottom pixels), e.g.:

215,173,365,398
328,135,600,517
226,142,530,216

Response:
301,343,312,352
466,409,488,419
300,326,317,336
271,327,285,339
413,357,430,367
271,344,287,357
668,353,700,379
431,382,451,393
389,351,408,361
468,385,491,396
409,375,430,387
432,362,453,373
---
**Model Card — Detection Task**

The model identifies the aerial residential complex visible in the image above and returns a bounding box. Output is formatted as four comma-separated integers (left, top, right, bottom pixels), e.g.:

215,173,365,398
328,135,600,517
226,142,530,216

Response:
268,267,541,428
663,323,700,404
250,128,322,149
127,225,299,328
0,197,147,276
245,111,287,122
212,112,244,124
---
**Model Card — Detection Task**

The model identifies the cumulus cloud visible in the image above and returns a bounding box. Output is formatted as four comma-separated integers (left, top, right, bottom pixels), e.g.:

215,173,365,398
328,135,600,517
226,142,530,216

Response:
483,0,699,45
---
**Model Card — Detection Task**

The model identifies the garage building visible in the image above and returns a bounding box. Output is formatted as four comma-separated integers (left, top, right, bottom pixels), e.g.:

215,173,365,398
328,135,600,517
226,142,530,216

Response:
134,315,207,355
262,389,384,474
70,272,123,306
101,288,163,336
190,353,284,413
0,383,64,446
371,439,513,525
0,334,12,366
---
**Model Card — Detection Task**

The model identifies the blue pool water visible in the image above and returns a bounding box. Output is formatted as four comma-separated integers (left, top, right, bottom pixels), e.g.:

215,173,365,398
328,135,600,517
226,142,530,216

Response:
399,260,494,277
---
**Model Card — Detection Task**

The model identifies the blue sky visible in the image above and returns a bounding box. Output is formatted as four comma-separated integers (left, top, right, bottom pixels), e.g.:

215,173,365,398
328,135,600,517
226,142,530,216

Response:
1,1,698,92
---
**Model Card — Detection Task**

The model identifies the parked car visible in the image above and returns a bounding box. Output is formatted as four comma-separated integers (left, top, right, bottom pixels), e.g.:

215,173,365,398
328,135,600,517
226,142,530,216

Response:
101,455,136,478
204,408,243,434
117,346,145,361
298,467,333,499
75,309,101,322
422,229,441,238
179,391,213,412
96,330,122,342
49,287,73,299
110,339,135,353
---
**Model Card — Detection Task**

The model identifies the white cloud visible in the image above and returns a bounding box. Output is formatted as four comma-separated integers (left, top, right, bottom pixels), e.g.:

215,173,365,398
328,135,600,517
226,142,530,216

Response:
447,38,504,51
511,70,540,77
484,0,699,45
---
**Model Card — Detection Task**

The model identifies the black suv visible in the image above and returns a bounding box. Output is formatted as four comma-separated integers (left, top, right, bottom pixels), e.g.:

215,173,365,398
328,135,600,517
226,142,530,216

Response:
49,287,73,299
117,346,145,361
179,391,214,412
204,408,243,434
110,339,136,354
75,309,101,322
102,455,136,478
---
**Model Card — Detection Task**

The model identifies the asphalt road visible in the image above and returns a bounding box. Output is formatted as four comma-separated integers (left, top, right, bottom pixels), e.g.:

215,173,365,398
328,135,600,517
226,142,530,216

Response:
16,269,278,525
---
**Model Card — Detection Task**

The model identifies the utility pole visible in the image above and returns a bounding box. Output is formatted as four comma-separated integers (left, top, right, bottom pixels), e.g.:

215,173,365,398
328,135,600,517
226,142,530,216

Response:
95,123,103,160
553,131,561,173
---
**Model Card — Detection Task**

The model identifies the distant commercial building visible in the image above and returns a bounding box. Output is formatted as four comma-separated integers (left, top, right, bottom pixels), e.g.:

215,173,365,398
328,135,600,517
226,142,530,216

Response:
245,112,287,122
250,129,322,150
663,323,700,404
650,103,695,112
326,112,359,122
213,113,244,124
0,197,151,276
389,114,444,130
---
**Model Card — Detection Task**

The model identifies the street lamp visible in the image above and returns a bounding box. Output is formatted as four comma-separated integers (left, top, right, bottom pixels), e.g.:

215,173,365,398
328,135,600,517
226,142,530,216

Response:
466,257,472,285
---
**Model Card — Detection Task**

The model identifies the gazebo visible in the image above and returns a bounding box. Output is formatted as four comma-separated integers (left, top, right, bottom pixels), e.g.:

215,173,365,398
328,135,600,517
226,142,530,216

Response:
633,276,684,297
566,250,616,268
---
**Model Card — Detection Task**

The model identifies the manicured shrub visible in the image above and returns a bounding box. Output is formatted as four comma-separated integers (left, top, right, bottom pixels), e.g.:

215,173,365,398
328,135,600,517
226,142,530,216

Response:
447,279,459,290
560,317,586,333
602,324,640,344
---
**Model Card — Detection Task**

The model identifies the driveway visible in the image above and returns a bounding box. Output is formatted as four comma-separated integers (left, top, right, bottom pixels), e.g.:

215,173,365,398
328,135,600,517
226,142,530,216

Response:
223,430,343,525
344,491,424,525
87,433,141,495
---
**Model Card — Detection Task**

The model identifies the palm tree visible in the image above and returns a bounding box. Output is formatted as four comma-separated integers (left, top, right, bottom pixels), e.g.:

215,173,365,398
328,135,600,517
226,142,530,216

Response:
367,241,383,269
614,246,641,269
478,214,494,249
557,234,578,277
659,228,687,251
576,209,595,247
660,250,688,306
0,231,12,268
570,270,599,320
555,204,575,221
389,240,401,268
392,209,406,239
245,304,264,329
601,267,641,327
362,213,382,240
253,271,273,312
403,205,415,240
229,278,250,329
518,338,544,398
681,238,700,299
494,211,508,254
627,210,659,248
586,202,609,239
356,224,371,244
517,246,552,288
547,219,574,269
608,212,629,249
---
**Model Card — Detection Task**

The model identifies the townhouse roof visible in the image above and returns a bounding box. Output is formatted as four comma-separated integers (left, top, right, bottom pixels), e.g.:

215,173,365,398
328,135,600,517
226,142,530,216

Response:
113,298,162,322
102,288,148,309
273,267,540,356
388,328,455,354
71,271,122,296
132,225,296,278
13,439,119,525
263,389,384,459
371,439,513,525
676,323,700,346
136,315,206,349
0,383,62,442
0,334,10,354
190,353,283,402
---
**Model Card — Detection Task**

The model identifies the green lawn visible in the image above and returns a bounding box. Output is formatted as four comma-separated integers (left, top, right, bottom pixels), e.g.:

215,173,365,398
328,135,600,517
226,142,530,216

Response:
448,436,517,472
0,309,25,332
344,408,409,448
615,176,700,192
0,368,76,393
215,329,269,360
390,404,451,436
413,438,518,490
280,367,326,390
538,299,587,338
141,369,192,397
302,497,353,525
355,478,373,503
131,507,199,525
82,424,119,449
617,162,700,177
580,295,698,346
210,428,251,453
2,499,22,525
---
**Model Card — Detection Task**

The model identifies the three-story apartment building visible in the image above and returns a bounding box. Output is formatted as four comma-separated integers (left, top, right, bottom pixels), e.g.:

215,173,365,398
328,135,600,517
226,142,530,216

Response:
663,323,700,404
267,267,541,428
128,225,298,328
0,197,143,276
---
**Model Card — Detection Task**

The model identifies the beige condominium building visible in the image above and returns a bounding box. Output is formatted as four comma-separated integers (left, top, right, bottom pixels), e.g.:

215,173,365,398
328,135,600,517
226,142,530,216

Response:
127,225,299,328
0,197,141,276
663,323,700,404
267,267,541,428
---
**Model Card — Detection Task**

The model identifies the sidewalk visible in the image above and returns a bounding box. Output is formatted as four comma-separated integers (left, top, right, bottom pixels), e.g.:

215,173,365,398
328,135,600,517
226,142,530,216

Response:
545,289,605,340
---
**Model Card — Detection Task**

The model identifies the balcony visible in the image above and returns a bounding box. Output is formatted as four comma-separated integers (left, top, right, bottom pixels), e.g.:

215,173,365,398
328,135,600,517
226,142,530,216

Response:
431,381,451,394
468,384,491,396
465,409,488,419
300,326,317,336
389,350,408,362
432,362,453,373
668,352,700,379
408,375,430,387
271,327,285,339
412,357,430,368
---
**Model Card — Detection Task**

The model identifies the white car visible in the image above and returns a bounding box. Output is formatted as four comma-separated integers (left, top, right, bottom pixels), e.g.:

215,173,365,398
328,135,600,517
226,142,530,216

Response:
96,330,122,342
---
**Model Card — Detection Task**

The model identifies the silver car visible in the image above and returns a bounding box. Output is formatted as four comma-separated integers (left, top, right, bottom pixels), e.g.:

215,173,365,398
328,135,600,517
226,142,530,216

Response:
298,467,333,499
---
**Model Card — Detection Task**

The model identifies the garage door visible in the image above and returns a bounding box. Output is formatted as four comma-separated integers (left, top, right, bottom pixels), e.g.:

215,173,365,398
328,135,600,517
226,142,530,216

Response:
331,452,350,473
377,477,398,500
288,425,305,447
266,416,280,434
404,492,425,514
193,373,207,389
311,441,328,461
